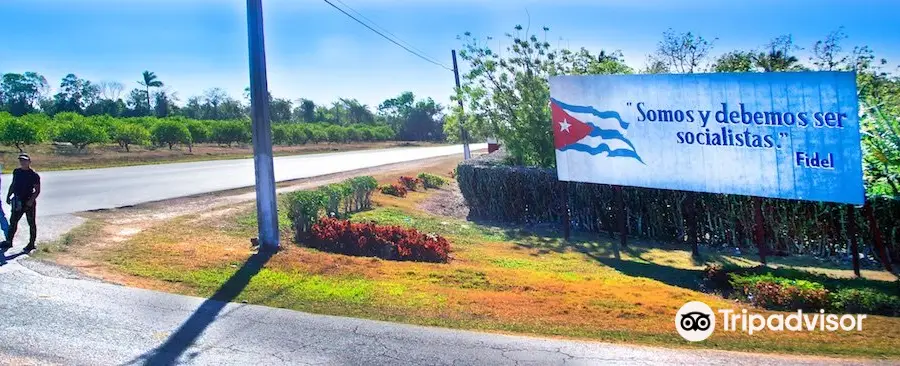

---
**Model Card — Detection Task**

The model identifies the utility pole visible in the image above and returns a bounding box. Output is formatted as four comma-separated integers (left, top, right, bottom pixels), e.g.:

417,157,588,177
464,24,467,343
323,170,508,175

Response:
451,50,471,160
246,0,279,251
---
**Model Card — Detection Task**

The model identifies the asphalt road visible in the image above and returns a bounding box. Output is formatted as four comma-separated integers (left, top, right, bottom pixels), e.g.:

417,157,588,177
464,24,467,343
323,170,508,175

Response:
0,260,879,366
0,144,486,217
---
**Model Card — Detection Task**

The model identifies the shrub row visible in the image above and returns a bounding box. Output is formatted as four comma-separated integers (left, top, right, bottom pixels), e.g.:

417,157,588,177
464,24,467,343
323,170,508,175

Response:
704,265,900,316
286,176,378,240
417,173,447,189
0,112,397,151
309,217,450,263
457,150,900,264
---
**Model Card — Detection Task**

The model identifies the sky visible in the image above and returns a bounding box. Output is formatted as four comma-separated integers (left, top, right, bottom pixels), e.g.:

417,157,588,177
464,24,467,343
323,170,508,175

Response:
1,0,899,109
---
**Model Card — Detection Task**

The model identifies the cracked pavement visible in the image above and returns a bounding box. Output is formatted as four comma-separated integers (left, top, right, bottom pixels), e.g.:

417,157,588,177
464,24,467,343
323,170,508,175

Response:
0,260,887,365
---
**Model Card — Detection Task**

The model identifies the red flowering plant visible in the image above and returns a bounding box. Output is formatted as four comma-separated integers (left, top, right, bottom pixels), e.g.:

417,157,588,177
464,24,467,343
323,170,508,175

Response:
398,176,420,191
309,217,450,263
379,184,407,197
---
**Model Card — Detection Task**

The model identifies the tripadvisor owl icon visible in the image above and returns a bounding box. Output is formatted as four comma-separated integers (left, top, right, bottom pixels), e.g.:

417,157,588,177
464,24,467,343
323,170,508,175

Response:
675,301,716,342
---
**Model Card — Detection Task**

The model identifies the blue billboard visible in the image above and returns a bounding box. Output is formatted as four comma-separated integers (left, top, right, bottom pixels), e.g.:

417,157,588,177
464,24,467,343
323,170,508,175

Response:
549,72,864,205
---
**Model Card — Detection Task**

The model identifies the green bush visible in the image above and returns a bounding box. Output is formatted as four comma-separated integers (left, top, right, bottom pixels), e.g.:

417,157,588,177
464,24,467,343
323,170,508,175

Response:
287,190,327,240
211,121,250,146
186,120,211,144
703,265,900,316
0,113,46,152
417,173,447,189
729,272,830,311
831,288,900,316
111,123,150,152
272,125,290,145
152,120,192,150
325,125,348,143
318,182,352,218
347,176,378,211
56,120,110,151
309,128,328,144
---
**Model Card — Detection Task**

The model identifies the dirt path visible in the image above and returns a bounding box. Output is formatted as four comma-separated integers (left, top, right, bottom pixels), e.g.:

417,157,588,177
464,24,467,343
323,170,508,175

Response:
45,155,464,284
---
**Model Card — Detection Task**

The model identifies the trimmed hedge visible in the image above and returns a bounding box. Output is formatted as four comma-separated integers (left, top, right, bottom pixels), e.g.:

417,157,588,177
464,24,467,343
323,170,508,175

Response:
309,217,451,263
287,175,379,240
457,150,900,263
418,172,447,189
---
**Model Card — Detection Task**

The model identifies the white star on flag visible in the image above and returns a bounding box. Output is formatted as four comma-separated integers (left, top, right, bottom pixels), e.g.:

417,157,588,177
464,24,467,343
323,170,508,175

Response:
559,119,571,133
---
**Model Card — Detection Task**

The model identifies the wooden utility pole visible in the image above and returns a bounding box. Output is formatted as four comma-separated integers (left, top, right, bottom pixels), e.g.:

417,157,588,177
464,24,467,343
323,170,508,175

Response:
451,50,471,160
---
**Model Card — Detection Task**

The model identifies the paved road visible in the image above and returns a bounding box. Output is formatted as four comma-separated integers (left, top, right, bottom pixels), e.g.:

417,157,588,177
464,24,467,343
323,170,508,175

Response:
1,144,485,217
0,260,880,366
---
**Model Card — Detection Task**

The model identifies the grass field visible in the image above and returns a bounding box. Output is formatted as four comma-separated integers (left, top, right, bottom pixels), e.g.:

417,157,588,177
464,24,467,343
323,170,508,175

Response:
43,163,900,359
0,141,443,173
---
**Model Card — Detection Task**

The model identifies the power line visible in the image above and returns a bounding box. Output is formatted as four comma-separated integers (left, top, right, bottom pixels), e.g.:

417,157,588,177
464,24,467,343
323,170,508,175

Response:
322,0,453,72
332,0,434,60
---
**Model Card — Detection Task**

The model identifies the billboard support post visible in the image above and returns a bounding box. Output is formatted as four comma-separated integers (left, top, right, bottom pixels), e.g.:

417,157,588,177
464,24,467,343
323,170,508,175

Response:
561,182,571,242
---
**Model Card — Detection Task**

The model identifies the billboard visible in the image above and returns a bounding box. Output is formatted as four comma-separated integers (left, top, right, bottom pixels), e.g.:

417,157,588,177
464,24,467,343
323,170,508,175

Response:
549,72,863,205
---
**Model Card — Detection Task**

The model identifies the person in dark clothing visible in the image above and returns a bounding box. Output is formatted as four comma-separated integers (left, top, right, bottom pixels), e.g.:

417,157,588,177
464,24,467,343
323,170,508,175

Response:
1,153,41,252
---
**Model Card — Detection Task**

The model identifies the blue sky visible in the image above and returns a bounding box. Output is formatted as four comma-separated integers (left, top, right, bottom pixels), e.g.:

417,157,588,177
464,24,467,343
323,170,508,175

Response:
1,0,898,109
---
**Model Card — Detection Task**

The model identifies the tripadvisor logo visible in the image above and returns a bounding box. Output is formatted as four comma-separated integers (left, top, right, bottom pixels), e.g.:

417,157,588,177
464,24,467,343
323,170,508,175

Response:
675,301,867,342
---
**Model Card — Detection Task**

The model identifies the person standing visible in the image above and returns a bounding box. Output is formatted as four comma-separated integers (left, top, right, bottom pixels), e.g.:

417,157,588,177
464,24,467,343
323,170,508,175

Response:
0,164,9,247
1,153,41,252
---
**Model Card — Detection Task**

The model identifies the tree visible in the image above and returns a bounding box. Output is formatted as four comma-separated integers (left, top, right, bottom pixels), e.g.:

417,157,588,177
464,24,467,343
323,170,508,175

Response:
126,88,151,116
270,97,293,122
52,74,99,114
56,119,110,151
0,113,46,152
137,71,163,110
295,99,316,122
211,121,250,146
111,123,150,152
712,51,756,72
754,35,805,72
811,27,850,71
0,72,49,116
98,81,125,100
652,28,715,73
340,98,375,125
456,26,558,166
152,120,192,150
185,120,211,144
153,90,176,117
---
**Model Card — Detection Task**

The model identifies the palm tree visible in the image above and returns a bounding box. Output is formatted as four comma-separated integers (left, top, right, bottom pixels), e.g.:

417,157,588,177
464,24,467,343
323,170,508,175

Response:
754,49,801,72
137,71,163,109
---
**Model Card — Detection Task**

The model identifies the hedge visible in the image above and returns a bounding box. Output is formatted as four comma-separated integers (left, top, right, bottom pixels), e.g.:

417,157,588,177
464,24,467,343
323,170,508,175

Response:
287,176,379,240
0,113,398,151
457,150,900,264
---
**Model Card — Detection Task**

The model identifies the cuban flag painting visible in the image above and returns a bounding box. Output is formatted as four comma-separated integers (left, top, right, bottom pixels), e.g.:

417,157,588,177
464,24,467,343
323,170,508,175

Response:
551,98,643,164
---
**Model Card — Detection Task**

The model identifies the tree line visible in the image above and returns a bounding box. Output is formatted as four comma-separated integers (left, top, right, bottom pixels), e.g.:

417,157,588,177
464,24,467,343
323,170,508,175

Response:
0,112,397,153
0,70,447,143
453,26,900,197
